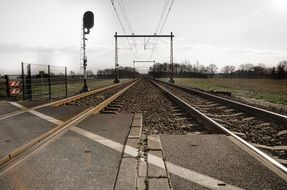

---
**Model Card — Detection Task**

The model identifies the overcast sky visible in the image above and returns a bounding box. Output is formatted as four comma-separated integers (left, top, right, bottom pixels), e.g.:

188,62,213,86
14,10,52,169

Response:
0,0,287,74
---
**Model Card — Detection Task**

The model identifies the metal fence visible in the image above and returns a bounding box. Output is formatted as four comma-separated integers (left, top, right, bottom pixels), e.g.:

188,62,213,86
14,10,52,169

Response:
0,63,115,101
21,63,68,100
0,63,68,101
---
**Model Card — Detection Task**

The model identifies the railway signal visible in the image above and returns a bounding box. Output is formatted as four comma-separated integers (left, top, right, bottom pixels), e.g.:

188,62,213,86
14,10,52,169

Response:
81,11,94,92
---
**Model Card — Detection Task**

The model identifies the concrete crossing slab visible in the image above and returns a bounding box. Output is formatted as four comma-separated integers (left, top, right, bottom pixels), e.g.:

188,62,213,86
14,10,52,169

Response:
0,112,56,159
36,105,89,122
0,114,134,190
77,114,133,143
0,131,123,190
160,134,287,190
0,101,20,116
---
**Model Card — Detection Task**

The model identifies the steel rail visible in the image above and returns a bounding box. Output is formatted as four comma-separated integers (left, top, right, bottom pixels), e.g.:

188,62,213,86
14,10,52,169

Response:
0,80,133,121
0,79,139,169
155,79,287,125
150,79,287,179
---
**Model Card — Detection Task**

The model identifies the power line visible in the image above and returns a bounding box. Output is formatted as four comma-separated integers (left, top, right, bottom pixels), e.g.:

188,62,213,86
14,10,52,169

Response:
155,0,170,34
111,0,137,58
118,0,139,58
144,0,169,49
118,0,133,33
149,0,175,60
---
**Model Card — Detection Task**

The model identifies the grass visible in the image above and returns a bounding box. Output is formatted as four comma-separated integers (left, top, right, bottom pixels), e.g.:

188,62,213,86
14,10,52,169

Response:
25,79,129,100
161,78,287,105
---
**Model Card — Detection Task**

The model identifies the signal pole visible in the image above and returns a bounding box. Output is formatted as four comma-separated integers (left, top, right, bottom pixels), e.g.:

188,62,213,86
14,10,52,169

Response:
82,11,94,92
82,28,88,92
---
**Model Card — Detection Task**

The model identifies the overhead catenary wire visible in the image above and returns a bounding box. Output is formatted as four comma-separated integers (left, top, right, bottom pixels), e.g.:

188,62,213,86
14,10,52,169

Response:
144,0,169,49
111,0,137,59
149,0,175,60
118,0,133,33
118,0,140,58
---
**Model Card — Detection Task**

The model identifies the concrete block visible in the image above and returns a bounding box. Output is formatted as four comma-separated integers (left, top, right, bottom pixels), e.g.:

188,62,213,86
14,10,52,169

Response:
134,113,142,119
148,163,167,178
138,160,147,177
149,178,170,190
123,143,139,158
136,176,147,190
127,138,139,149
148,135,162,150
115,158,137,190
148,152,166,178
149,150,163,158
129,127,141,138
132,118,142,127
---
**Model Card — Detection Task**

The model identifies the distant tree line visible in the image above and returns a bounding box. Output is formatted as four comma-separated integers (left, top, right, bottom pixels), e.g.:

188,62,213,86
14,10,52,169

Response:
148,60,287,79
97,66,140,79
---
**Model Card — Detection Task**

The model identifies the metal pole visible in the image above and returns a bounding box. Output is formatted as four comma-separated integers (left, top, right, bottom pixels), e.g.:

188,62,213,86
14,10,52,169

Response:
21,62,25,100
5,75,10,98
82,24,88,92
48,65,51,100
133,60,135,79
114,32,120,83
169,32,175,83
153,61,156,79
27,64,32,100
65,67,68,98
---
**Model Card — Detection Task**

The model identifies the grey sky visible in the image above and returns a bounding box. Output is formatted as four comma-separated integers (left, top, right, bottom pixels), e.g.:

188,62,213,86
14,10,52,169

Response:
0,0,287,74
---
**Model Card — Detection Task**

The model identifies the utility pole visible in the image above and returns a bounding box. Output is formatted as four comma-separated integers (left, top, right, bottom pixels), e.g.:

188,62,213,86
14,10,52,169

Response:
114,32,120,83
81,11,94,92
153,61,156,79
133,60,135,79
169,32,175,83
114,33,174,82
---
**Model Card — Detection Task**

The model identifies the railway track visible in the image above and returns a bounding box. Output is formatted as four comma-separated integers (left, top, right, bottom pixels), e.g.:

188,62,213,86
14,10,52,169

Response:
98,78,287,178
0,80,137,167
154,79,287,164
1,77,286,188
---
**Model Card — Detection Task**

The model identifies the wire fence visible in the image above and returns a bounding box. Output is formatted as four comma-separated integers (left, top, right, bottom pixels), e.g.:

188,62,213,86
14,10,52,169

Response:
0,63,114,101
20,63,68,100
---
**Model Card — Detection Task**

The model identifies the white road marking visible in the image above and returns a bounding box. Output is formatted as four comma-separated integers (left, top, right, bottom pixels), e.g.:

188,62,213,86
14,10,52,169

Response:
166,162,243,190
6,102,244,189
8,102,27,110
28,110,64,125
8,102,63,126
70,126,124,153
71,126,243,190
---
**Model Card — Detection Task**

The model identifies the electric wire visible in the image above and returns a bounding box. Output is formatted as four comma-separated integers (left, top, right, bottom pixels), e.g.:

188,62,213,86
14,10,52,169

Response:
149,0,174,60
118,0,140,59
144,0,169,49
111,0,137,58
118,0,133,33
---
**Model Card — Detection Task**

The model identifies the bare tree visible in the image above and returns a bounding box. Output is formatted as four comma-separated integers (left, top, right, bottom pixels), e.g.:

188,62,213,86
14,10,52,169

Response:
277,60,287,79
239,63,254,71
207,64,218,76
221,65,235,76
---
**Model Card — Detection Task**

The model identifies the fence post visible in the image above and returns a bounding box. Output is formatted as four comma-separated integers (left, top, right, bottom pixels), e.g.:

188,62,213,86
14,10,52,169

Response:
21,62,25,100
48,65,51,100
65,67,68,98
5,75,10,98
26,64,32,100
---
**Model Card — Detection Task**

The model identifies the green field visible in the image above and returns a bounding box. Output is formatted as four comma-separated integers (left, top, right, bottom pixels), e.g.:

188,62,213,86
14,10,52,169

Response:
161,78,287,105
28,79,129,100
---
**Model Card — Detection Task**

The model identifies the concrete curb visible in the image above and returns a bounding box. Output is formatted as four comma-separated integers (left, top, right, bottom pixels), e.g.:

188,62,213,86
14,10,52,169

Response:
115,113,144,190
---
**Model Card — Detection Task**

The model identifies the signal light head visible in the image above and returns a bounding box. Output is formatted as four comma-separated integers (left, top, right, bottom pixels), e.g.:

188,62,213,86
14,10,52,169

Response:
83,11,94,30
